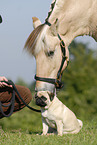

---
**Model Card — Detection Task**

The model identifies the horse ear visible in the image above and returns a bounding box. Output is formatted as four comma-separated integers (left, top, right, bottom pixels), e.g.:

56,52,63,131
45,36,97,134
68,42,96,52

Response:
47,92,54,101
32,17,42,29
49,18,59,36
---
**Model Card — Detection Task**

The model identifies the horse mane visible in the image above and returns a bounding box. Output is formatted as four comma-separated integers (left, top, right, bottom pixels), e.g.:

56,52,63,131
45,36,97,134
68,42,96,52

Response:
24,24,45,55
45,0,57,22
45,0,65,23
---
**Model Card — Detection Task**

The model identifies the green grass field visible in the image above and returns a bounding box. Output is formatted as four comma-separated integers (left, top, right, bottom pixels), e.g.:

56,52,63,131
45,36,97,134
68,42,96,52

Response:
0,105,97,145
0,119,97,145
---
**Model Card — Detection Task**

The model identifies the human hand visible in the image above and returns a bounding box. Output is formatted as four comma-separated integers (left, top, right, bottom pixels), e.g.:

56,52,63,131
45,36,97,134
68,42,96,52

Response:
0,76,12,88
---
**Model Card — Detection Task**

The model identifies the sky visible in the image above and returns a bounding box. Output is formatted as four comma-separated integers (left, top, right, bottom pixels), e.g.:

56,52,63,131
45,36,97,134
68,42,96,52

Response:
0,0,97,84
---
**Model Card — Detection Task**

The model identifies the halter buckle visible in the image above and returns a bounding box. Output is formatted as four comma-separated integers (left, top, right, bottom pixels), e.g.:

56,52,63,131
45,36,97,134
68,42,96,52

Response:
55,79,64,89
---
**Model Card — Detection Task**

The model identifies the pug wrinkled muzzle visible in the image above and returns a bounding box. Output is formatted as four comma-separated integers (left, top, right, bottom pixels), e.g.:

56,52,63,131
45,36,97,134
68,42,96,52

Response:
35,95,47,107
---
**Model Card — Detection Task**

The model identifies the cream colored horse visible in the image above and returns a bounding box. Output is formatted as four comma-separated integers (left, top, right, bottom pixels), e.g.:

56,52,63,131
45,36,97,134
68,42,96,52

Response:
24,0,97,93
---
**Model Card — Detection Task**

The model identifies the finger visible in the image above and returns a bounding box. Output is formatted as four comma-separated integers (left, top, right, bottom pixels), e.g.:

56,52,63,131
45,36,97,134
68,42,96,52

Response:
0,76,8,82
0,81,12,88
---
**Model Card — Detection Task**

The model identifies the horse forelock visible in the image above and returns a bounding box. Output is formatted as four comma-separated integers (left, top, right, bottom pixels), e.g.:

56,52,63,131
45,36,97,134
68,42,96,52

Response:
24,24,45,55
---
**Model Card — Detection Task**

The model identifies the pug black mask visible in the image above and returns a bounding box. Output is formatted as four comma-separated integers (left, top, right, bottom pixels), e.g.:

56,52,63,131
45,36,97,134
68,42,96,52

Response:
35,95,47,107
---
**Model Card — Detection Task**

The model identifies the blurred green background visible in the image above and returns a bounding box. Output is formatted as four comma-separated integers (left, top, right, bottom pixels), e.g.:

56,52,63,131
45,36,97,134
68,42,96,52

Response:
0,41,97,133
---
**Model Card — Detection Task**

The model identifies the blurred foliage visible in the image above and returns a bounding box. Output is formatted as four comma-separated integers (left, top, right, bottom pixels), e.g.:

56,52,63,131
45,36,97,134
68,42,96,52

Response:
15,77,35,92
0,106,42,133
15,78,28,87
58,41,97,120
0,41,97,132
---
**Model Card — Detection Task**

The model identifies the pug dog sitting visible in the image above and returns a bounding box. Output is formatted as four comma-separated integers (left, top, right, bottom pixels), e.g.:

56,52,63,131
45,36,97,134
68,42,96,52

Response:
35,91,83,136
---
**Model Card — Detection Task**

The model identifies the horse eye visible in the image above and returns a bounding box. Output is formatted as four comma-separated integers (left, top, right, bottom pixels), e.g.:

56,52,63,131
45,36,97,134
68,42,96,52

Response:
47,51,54,57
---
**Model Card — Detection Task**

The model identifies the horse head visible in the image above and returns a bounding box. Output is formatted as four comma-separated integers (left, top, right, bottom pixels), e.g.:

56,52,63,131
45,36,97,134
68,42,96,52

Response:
24,17,69,93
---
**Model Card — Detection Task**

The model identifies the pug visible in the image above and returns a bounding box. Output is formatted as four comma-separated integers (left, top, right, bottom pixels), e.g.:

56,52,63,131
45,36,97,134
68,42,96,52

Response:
35,91,83,136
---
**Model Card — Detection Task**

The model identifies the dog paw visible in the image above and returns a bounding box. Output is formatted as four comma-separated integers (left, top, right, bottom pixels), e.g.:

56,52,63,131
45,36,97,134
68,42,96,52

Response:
41,133,47,136
36,133,42,135
58,133,63,136
47,133,54,136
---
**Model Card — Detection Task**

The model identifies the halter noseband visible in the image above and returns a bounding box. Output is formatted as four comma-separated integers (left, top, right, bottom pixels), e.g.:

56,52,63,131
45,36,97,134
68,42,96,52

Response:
34,21,69,90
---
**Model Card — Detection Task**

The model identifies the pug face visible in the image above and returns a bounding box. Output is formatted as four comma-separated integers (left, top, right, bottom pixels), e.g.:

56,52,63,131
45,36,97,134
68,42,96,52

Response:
35,91,54,108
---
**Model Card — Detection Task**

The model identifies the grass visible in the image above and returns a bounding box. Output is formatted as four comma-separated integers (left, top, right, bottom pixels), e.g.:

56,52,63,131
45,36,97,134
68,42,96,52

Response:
0,116,97,145
0,121,97,145
0,102,97,145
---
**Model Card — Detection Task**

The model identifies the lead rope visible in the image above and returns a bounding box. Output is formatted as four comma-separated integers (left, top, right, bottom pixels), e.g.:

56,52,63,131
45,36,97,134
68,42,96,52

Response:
0,89,15,117
0,80,41,117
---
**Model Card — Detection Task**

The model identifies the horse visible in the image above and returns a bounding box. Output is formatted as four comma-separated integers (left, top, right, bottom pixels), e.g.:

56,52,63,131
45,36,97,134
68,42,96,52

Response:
24,0,97,94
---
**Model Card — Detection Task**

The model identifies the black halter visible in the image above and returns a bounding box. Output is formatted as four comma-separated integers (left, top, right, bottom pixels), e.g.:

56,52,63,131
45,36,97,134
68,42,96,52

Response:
34,21,69,90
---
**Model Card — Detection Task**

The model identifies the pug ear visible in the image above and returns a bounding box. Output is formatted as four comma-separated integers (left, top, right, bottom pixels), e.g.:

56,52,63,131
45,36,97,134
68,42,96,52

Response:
49,18,59,36
47,92,54,101
32,17,42,29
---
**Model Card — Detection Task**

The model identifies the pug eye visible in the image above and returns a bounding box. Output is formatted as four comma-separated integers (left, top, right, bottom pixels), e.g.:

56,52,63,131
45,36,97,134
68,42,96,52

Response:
47,51,54,57
41,96,47,101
